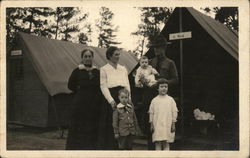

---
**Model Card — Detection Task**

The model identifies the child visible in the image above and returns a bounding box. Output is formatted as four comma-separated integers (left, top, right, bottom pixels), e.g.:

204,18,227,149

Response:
112,88,141,150
135,56,159,88
148,78,178,150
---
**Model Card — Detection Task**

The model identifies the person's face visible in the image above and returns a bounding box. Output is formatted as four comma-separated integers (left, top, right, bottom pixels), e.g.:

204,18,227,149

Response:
154,46,166,58
82,51,93,65
140,58,149,68
118,92,128,105
109,50,120,64
158,83,168,95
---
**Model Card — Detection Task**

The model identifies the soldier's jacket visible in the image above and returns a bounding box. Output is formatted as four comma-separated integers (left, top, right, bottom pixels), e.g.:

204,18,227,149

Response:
112,103,140,136
150,56,178,86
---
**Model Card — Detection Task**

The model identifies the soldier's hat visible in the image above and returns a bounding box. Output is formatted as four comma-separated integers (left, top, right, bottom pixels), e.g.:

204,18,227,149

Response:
147,35,171,47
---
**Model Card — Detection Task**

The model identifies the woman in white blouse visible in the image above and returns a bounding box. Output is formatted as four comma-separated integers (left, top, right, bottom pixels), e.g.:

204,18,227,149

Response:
97,46,131,150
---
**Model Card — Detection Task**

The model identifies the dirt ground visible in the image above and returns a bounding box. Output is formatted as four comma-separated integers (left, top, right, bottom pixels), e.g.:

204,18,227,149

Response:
7,124,238,150
7,125,147,150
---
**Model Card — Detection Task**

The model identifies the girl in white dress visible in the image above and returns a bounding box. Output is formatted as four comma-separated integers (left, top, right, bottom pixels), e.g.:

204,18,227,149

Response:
148,78,178,150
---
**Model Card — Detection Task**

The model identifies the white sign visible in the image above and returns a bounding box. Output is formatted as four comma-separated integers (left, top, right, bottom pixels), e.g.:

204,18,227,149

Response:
169,31,192,40
11,50,22,56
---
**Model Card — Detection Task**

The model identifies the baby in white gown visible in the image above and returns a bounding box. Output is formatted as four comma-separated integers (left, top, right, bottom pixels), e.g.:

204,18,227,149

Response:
135,56,159,88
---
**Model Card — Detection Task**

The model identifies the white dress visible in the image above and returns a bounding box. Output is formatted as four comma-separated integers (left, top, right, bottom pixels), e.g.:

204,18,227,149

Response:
148,95,178,142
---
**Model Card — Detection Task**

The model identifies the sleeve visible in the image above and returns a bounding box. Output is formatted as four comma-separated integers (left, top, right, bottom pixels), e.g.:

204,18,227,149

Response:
134,68,141,87
112,110,119,135
168,61,179,85
100,67,115,104
148,100,154,123
68,69,79,93
151,67,159,75
124,67,131,99
171,98,178,123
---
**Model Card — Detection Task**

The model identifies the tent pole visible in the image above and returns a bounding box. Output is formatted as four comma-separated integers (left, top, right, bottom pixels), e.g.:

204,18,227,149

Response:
179,7,184,136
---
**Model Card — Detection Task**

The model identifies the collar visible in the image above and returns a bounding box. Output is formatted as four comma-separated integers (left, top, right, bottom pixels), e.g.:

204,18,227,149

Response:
107,62,119,69
78,64,97,70
117,103,132,109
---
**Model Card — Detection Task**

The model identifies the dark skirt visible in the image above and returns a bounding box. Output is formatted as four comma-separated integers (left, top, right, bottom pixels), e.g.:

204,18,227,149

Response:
66,87,102,150
97,86,124,150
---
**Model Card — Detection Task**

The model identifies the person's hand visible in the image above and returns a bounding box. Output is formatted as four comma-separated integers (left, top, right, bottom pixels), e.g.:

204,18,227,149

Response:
110,100,117,110
135,83,143,88
115,133,119,139
150,124,154,133
140,75,147,84
171,122,176,133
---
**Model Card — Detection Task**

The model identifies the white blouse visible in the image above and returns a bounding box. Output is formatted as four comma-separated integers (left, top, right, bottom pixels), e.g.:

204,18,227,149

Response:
100,63,131,103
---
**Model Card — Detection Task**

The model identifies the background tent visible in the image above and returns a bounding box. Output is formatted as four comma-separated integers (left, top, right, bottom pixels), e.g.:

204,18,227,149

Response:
132,7,238,148
7,32,138,127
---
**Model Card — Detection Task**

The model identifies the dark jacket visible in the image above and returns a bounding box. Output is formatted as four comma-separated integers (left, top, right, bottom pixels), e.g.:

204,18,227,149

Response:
150,56,178,86
113,103,140,136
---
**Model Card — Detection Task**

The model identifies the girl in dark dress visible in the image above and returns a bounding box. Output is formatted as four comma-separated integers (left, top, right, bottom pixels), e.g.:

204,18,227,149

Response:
66,49,102,150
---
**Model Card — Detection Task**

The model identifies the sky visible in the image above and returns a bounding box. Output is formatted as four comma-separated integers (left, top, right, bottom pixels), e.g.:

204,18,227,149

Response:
72,7,215,52
78,7,142,51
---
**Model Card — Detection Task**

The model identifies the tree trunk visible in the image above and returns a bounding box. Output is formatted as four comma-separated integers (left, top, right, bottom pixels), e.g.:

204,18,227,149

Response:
55,12,59,40
29,9,34,33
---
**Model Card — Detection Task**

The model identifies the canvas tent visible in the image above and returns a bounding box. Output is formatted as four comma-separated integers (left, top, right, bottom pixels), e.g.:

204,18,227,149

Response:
8,32,138,127
135,7,238,145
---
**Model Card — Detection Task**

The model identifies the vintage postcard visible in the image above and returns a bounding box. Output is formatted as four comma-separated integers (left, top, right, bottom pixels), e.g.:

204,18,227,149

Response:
0,0,249,157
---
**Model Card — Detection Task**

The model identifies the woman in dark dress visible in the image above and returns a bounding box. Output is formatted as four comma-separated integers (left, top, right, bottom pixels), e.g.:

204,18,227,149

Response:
66,48,102,150
97,46,132,150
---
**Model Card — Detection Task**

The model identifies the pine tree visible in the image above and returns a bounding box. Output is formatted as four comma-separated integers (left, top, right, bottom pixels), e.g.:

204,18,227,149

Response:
78,24,92,45
202,7,238,31
22,8,54,37
53,7,88,41
96,7,121,48
6,7,54,51
6,8,25,51
132,7,173,56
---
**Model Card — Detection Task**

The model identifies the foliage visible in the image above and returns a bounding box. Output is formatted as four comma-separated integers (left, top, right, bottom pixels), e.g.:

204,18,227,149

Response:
78,24,92,44
6,8,25,51
53,7,88,41
132,7,173,56
6,8,54,51
96,7,121,48
202,7,238,31
6,7,90,51
21,8,54,36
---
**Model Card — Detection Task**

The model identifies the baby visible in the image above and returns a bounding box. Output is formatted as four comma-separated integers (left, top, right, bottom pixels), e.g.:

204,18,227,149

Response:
135,56,159,88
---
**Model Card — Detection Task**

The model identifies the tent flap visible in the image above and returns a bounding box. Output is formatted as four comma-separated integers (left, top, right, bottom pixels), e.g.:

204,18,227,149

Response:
186,8,238,60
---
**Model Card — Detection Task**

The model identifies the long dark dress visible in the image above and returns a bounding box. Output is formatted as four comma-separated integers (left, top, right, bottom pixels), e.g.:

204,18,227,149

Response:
66,67,102,150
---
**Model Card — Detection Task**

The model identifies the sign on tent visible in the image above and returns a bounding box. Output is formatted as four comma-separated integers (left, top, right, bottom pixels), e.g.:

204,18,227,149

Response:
169,31,192,40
